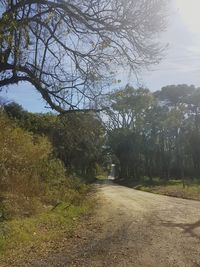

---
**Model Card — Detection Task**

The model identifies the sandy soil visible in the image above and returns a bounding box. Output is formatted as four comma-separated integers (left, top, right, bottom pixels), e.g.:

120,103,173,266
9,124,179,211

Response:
22,183,200,267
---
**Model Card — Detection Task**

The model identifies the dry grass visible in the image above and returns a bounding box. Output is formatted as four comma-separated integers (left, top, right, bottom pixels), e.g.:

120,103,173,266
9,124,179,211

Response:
135,180,200,201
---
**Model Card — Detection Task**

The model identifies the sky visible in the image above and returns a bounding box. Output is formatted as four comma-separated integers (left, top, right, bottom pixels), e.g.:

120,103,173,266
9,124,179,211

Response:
142,0,200,90
1,0,200,112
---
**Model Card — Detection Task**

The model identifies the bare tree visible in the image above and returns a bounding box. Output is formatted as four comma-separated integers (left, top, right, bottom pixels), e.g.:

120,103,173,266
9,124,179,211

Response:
0,0,167,113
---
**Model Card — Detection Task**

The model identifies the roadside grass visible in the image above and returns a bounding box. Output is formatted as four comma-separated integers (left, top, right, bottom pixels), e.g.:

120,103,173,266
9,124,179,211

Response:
96,175,108,181
0,112,98,266
137,182,200,201
117,177,200,201
0,187,94,266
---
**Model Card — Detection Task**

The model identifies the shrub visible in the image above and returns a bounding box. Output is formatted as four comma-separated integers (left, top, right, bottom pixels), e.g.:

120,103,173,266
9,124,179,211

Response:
0,113,52,196
0,112,89,219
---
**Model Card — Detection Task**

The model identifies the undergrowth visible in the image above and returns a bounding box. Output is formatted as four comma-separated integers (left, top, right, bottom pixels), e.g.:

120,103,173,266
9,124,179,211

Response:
0,111,94,265
117,177,200,201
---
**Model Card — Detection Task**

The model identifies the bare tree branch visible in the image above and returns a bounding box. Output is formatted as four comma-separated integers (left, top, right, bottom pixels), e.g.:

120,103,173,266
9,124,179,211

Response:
0,0,167,113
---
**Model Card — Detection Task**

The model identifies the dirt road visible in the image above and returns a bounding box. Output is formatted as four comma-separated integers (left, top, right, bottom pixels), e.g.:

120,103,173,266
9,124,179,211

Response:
24,183,200,267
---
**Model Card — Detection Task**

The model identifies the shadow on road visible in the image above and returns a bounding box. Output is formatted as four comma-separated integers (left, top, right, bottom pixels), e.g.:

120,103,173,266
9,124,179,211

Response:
161,219,200,240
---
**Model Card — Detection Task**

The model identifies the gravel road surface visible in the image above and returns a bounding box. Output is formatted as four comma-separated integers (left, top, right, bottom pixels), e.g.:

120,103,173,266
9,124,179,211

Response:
22,183,200,267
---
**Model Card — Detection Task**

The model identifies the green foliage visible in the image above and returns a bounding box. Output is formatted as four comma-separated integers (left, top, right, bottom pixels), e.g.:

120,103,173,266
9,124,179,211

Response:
0,111,91,219
106,84,200,181
0,199,92,264
154,84,195,105
4,103,106,181
0,112,52,196
0,111,93,263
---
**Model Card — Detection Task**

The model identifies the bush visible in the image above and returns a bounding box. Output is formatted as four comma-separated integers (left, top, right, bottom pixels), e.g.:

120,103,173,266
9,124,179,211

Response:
0,113,51,195
0,112,90,219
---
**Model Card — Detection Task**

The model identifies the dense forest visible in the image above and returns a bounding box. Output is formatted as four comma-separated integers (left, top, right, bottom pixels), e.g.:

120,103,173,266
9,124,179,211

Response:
3,103,106,180
105,84,200,182
2,83,200,187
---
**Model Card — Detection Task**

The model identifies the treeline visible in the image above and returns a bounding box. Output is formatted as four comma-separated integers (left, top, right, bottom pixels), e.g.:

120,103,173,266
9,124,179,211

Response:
3,103,106,181
105,84,200,181
0,105,105,219
2,83,200,191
